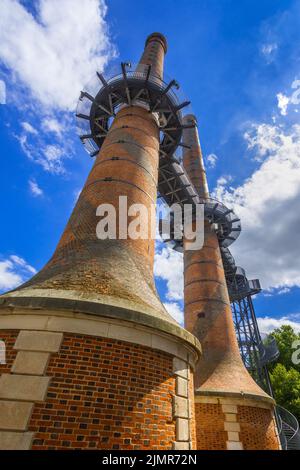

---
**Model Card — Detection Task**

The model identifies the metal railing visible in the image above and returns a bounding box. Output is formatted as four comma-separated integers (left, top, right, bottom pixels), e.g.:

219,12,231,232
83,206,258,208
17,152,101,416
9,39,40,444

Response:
276,405,300,450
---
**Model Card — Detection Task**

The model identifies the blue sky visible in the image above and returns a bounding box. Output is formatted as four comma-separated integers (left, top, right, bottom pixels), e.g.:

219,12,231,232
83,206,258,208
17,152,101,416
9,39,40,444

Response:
1,0,300,333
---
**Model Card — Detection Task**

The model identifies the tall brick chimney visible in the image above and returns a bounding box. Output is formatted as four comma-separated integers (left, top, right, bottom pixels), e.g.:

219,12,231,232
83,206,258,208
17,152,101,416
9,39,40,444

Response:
182,115,281,450
0,35,200,451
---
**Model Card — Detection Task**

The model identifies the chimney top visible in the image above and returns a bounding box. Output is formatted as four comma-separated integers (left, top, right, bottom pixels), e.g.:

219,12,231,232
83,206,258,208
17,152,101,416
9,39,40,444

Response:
145,32,168,53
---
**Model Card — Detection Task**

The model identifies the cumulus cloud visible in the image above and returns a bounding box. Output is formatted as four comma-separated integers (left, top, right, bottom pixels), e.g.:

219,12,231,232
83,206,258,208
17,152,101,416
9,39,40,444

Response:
206,153,218,169
0,1,116,174
29,179,43,197
0,255,36,291
257,315,300,335
154,245,183,301
214,122,300,290
0,0,115,111
163,302,184,325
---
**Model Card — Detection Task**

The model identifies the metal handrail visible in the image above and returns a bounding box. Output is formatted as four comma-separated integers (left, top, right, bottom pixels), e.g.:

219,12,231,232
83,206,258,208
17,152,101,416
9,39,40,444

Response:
258,337,280,365
276,405,300,450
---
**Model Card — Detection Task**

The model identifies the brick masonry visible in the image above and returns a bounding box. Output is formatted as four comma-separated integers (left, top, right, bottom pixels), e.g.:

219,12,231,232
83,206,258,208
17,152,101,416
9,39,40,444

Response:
195,398,280,450
238,405,280,450
23,333,193,450
0,322,197,450
195,402,227,450
0,331,18,374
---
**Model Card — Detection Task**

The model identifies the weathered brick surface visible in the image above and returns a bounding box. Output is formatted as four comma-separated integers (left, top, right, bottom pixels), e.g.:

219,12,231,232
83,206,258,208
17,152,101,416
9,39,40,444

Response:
238,406,280,450
28,333,177,450
195,402,227,450
139,32,167,79
195,402,280,450
14,105,175,326
0,331,18,374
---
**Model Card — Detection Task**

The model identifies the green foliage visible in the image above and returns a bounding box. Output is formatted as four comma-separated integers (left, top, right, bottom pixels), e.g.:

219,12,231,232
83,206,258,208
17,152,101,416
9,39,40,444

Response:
267,325,300,422
268,325,300,373
270,363,300,422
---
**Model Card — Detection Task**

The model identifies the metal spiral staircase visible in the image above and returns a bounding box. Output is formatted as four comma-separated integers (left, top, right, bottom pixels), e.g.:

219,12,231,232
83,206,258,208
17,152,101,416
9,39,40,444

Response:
227,265,300,450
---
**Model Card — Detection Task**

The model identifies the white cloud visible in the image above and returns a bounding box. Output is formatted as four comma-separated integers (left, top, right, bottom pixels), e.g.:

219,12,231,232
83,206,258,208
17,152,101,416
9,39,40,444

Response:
43,145,65,173
0,0,115,111
21,121,38,134
42,117,63,136
17,134,67,174
0,255,36,291
29,179,43,197
214,122,300,290
215,175,232,188
164,302,184,325
206,153,218,168
257,315,300,335
277,93,290,116
0,79,6,104
276,80,300,117
154,245,183,301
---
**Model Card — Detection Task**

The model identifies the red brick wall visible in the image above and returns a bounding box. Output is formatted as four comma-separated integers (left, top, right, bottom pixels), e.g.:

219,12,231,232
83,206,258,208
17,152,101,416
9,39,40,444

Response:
29,333,176,450
195,402,227,450
238,406,280,450
0,330,18,374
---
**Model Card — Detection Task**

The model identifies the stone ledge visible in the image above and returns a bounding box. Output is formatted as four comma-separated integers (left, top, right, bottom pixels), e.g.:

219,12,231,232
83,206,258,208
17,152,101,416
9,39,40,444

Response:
0,312,199,366
195,390,275,408
0,293,201,362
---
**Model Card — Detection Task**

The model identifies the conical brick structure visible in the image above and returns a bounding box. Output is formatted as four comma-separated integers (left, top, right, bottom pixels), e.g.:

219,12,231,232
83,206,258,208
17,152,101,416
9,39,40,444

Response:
182,115,281,450
0,34,200,451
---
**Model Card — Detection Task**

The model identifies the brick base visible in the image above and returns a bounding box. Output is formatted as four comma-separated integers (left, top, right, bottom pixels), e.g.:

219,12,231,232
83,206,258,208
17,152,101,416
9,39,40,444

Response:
28,334,176,449
1,326,197,450
238,405,280,450
195,402,227,450
195,397,280,450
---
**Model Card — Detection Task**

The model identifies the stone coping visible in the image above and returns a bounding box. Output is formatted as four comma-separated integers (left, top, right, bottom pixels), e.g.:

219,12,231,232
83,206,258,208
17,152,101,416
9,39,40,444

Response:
0,302,201,367
195,388,275,407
